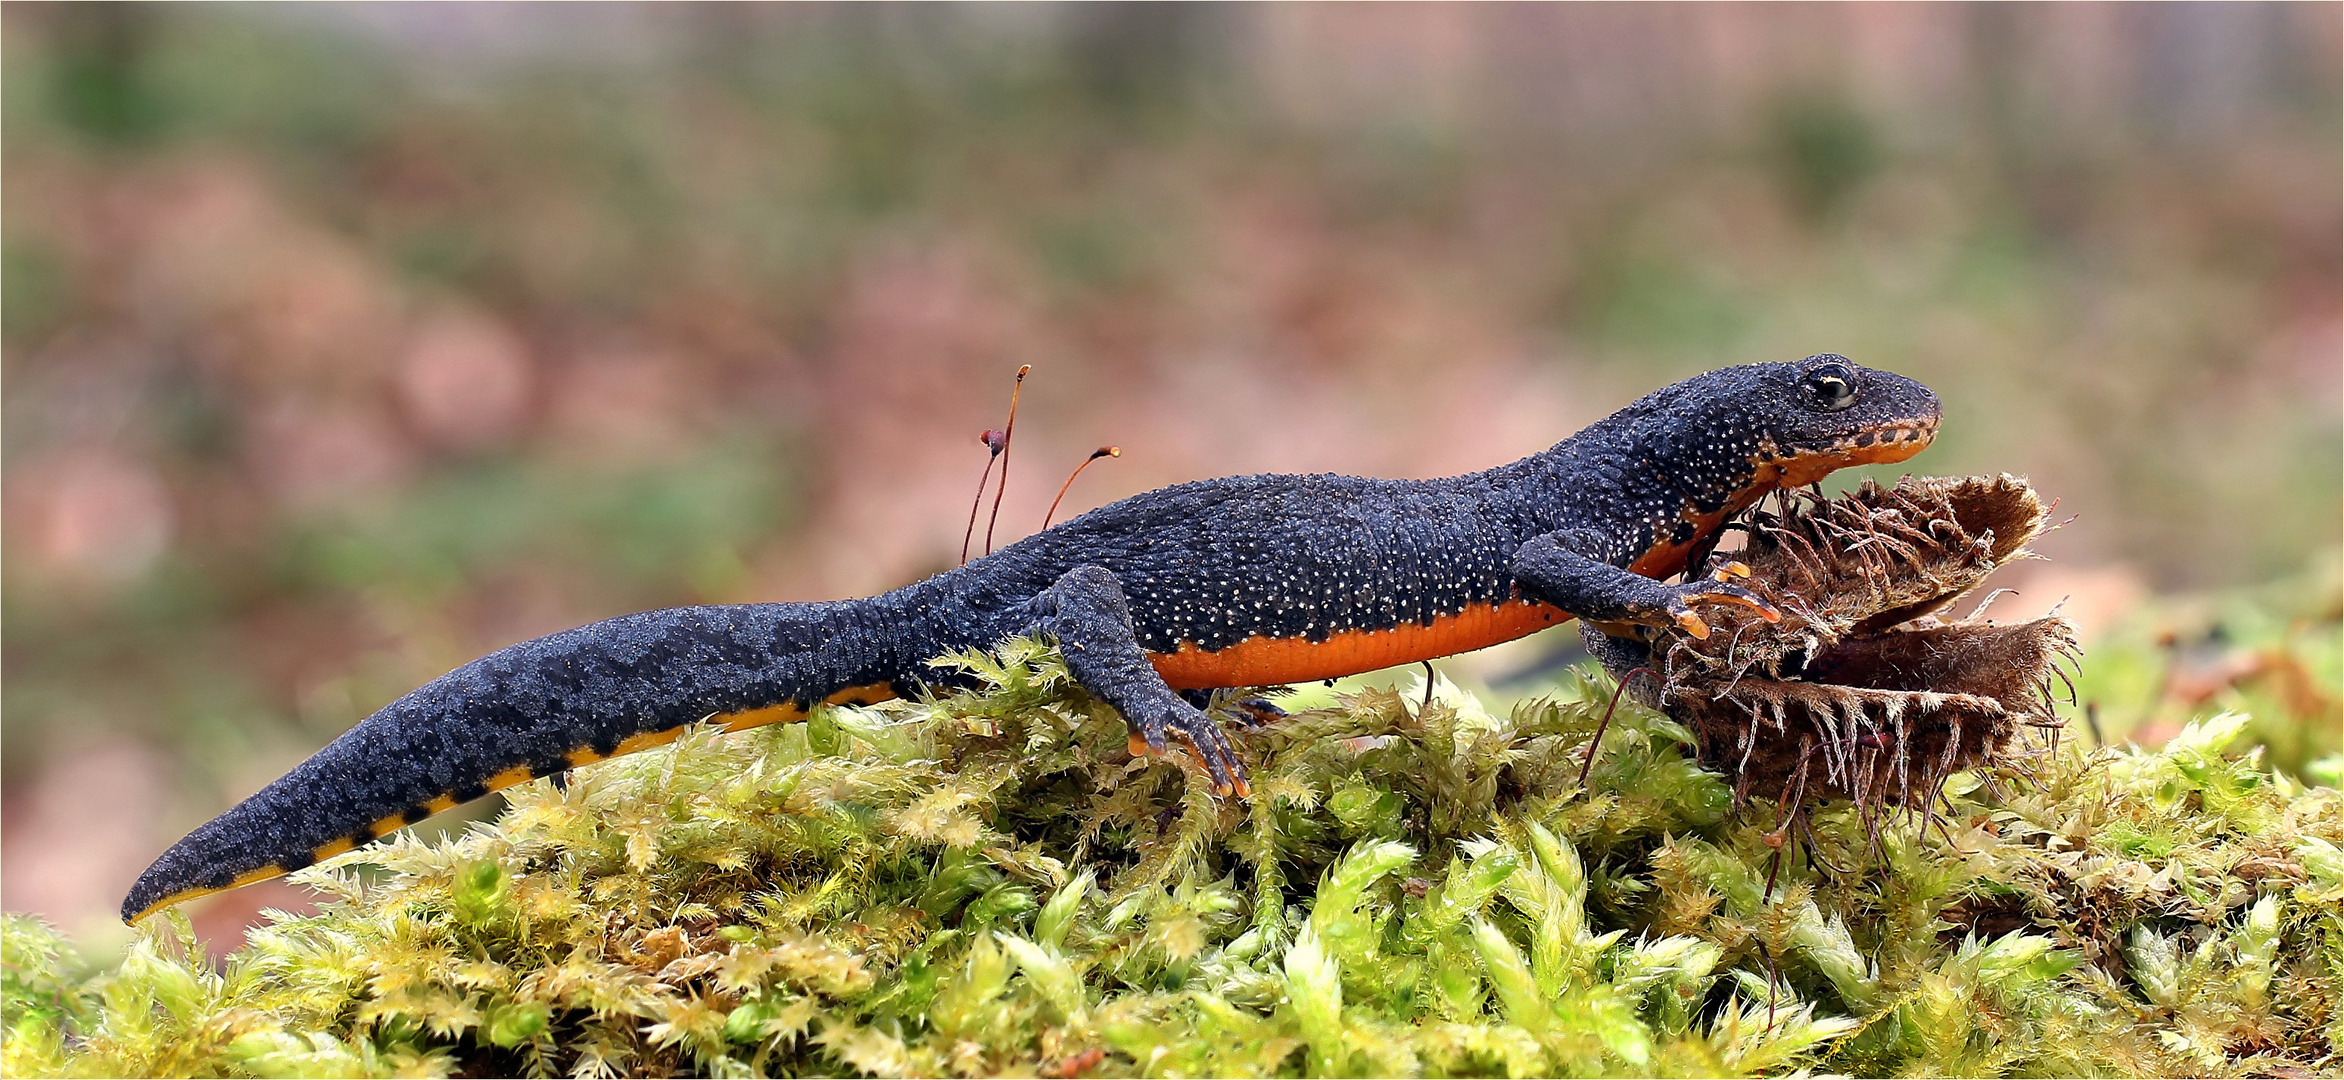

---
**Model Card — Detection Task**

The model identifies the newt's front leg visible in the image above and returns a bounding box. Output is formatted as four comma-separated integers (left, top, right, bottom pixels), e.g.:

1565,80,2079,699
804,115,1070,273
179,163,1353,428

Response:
1024,565,1250,797
1511,531,1780,640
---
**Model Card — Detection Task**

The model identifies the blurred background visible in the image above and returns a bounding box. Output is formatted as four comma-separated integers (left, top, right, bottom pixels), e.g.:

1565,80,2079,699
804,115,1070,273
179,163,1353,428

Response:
5,3,2337,950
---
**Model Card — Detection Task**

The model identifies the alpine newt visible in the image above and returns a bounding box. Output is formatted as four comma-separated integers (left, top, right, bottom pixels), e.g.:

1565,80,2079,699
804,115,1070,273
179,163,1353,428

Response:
123,355,1938,921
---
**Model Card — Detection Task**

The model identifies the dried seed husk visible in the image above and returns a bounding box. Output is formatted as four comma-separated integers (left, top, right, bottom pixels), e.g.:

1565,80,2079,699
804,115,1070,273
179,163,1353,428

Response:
1600,475,2078,822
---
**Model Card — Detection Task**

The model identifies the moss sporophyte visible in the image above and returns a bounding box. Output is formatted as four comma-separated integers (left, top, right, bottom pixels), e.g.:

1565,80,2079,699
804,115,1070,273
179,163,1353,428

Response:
7,482,2340,1077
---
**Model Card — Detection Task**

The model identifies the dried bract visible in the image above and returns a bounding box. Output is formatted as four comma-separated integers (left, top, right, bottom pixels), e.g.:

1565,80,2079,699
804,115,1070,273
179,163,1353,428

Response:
1609,475,2078,827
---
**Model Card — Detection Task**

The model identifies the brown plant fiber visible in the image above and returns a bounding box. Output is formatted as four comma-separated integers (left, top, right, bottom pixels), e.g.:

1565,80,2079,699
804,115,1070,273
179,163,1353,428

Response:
1614,475,2078,827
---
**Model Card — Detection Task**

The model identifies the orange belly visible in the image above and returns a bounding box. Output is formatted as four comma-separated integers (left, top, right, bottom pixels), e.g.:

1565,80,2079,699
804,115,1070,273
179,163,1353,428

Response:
1146,599,1571,690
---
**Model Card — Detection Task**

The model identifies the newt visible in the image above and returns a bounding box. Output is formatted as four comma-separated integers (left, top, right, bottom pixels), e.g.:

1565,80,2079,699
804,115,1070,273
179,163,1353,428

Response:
123,355,1939,922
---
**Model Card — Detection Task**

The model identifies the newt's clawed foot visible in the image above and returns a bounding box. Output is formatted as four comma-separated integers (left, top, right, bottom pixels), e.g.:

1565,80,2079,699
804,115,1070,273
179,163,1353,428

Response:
1664,578,1781,640
1128,706,1251,799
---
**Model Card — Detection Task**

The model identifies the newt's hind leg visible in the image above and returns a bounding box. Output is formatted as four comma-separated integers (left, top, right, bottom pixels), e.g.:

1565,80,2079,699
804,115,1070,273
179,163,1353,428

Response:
1031,565,1249,797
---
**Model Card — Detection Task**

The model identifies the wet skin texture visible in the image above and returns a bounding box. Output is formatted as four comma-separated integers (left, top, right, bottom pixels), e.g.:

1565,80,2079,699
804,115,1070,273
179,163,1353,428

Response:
124,356,1940,922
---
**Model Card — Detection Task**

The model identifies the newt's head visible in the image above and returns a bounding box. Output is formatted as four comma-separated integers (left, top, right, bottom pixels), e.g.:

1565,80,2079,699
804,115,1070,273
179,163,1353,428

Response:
1756,354,1941,485
1613,355,1941,513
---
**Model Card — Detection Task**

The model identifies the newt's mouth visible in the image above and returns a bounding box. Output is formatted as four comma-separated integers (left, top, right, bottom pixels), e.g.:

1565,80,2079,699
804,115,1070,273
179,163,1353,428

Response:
1817,416,1938,462
1766,417,1939,487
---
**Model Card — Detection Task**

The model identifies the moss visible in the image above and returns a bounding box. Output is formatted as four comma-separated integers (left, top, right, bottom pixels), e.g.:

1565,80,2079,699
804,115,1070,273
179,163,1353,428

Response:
6,642,2339,1078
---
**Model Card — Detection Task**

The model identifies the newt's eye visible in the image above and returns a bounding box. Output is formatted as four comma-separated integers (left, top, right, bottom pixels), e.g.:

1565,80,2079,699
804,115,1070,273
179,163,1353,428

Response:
1804,364,1856,411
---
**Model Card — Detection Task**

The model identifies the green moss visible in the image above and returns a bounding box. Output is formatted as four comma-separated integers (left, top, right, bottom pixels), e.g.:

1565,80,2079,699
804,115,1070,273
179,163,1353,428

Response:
7,643,2338,1077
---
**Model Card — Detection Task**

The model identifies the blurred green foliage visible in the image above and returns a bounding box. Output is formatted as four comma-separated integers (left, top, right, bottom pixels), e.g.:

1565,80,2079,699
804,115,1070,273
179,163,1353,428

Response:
279,445,787,603
1768,94,1885,222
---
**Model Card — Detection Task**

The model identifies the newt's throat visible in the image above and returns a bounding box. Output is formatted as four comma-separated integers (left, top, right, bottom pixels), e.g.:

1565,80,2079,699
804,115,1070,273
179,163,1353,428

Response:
1632,422,1936,580
1768,421,1937,486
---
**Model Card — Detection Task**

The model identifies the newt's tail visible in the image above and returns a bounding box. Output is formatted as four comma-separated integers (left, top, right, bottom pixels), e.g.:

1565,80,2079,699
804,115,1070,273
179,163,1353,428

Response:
122,599,915,923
